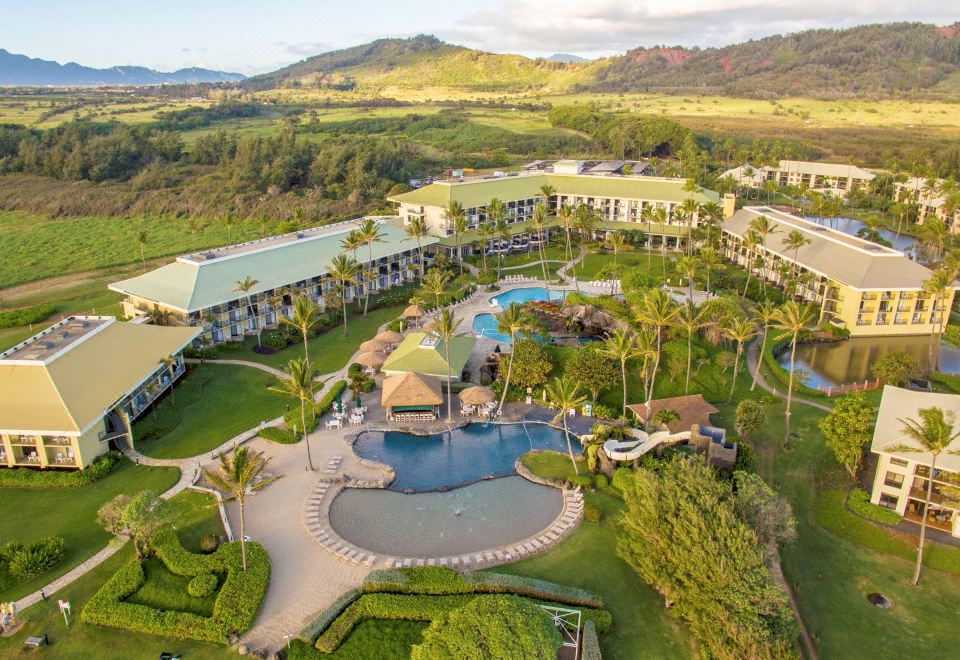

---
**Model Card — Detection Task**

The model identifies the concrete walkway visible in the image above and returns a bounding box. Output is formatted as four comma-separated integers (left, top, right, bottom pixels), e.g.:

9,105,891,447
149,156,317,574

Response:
746,338,832,413
185,357,286,378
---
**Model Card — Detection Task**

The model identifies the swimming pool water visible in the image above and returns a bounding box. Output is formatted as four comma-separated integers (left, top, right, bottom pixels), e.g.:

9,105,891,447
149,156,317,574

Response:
352,422,581,492
488,287,570,307
472,312,546,343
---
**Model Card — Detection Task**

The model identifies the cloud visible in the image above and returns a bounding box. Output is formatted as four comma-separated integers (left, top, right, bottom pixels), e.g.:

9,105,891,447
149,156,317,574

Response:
445,0,959,55
273,40,331,57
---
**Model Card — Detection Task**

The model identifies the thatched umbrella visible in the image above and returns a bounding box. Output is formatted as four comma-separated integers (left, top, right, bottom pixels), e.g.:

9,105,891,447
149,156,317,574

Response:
403,304,424,319
459,386,496,405
375,330,404,344
359,339,388,353
355,351,386,368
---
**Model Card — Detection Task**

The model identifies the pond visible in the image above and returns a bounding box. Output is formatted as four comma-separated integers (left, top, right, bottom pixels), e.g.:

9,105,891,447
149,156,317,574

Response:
807,216,923,261
352,422,581,492
777,336,960,388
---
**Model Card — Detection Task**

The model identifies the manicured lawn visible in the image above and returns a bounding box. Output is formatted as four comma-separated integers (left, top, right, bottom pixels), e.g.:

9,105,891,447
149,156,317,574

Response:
0,491,232,660
127,558,218,616
520,450,587,480
577,250,671,281
229,304,405,372
0,459,180,602
493,488,695,659
135,363,285,459
327,619,429,659
500,262,563,281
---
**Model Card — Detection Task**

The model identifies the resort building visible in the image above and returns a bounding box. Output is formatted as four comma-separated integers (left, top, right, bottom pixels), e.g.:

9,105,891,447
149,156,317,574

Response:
381,332,477,382
894,177,960,234
723,160,875,197
381,372,443,422
388,173,734,259
110,217,436,345
869,386,960,538
721,207,957,337
0,317,198,469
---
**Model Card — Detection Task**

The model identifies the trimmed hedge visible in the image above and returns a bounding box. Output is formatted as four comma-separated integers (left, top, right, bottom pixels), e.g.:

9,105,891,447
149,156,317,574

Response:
298,588,362,641
0,451,121,488
257,427,299,444
187,573,219,598
581,620,602,660
0,303,55,329
82,527,270,643
318,380,348,416
848,488,903,525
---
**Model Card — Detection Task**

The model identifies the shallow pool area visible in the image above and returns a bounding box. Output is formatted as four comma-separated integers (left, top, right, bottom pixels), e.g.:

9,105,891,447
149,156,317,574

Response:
328,476,563,558
472,312,547,343
488,287,570,307
352,422,581,492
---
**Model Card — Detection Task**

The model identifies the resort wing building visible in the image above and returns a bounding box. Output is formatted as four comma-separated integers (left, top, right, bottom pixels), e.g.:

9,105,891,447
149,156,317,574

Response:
723,160,875,197
894,177,960,234
869,386,960,538
388,173,734,258
721,207,956,337
110,218,436,344
0,317,198,469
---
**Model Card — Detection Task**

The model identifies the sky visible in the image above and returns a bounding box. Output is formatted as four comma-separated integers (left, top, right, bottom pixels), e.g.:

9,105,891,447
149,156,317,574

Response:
1,1,957,75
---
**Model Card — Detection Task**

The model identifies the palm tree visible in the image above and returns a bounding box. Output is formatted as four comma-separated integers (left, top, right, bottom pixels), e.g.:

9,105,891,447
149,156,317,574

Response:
771,301,817,447
268,358,317,471
545,377,587,475
221,211,237,243
781,230,812,296
185,217,204,249
281,294,319,363
159,355,178,405
674,255,700,303
923,267,954,371
427,308,462,422
920,217,950,263
423,268,450,313
327,254,360,336
648,205,670,282
495,216,511,282
558,204,576,275
723,317,758,403
602,329,641,417
403,216,430,283
751,300,778,392
888,407,960,586
136,229,149,272
748,215,779,291
635,289,679,411
202,447,276,571
574,205,599,291
477,221,495,277
674,302,706,395
357,219,385,315
698,247,722,294
445,201,466,275
495,303,537,414
539,183,556,212
147,304,172,327
233,276,262,347
605,231,627,268
486,198,507,280
677,198,700,256
530,202,551,286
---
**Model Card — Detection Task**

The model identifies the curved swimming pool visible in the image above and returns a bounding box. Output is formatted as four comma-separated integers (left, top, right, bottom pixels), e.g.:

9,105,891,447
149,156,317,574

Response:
488,287,570,307
352,422,581,492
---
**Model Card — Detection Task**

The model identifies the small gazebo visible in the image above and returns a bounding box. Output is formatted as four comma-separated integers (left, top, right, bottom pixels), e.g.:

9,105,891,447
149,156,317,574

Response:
359,339,389,353
355,351,386,370
459,386,495,406
375,330,404,346
381,372,443,421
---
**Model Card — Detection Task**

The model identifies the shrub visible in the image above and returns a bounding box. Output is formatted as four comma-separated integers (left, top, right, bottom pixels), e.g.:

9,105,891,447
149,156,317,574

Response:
317,380,348,416
594,474,609,489
2,536,66,579
187,574,219,598
611,466,635,493
568,475,594,489
847,488,903,525
583,503,601,523
871,351,920,386
200,534,220,553
591,404,616,420
0,303,55,329
0,451,121,488
581,620,602,660
258,426,299,444
299,588,362,642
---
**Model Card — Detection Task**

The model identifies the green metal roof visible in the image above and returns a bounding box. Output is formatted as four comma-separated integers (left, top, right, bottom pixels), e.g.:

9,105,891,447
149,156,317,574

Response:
382,332,476,378
109,219,436,313
389,173,719,210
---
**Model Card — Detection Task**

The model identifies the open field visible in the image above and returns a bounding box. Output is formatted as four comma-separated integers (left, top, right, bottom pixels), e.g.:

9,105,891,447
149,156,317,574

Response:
0,94,213,129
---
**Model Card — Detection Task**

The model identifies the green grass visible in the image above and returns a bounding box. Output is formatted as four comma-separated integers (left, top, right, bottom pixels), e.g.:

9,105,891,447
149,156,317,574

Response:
229,304,404,372
577,250,670,281
326,619,429,659
0,490,232,660
492,488,694,659
167,489,226,553
134,363,285,459
126,558,218,617
520,450,587,481
0,459,180,602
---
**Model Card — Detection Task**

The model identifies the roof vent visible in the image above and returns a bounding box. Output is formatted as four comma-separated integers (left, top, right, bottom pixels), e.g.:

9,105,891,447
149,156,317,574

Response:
60,331,70,339
44,342,55,349
296,232,305,239
203,252,217,260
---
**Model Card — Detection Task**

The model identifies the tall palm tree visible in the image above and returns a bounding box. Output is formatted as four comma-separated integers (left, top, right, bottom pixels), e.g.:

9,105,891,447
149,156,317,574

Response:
674,302,706,395
221,211,237,243
268,358,317,471
545,377,587,475
648,205,670,282
233,276,261,347
921,216,950,263
327,255,360,337
403,216,430,283
573,204,599,292
136,229,149,272
558,204,576,275
698,247,722,294
495,303,536,415
485,198,508,280
445,201,466,275
185,217,204,249
423,268,450,313
602,329,641,418
677,198,700,256
477,221,495,277
357,219,385,315
605,231,627,268
427,308,462,422
748,215,779,291
635,289,680,411
674,255,700,303
888,407,960,586
771,301,817,447
530,202,551,286
751,300,778,391
539,183,556,212
281,294,319,363
202,447,276,571
923,267,954,371
723,317,758,403
781,230,812,297
495,216,511,282
159,355,178,405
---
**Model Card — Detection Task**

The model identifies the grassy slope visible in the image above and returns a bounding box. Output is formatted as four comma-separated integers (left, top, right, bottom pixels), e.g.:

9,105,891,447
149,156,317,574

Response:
0,490,233,660
134,363,285,459
0,460,180,601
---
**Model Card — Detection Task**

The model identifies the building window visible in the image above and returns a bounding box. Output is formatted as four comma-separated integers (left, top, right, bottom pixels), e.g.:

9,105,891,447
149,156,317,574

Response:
884,471,905,488
879,493,899,510
890,457,909,468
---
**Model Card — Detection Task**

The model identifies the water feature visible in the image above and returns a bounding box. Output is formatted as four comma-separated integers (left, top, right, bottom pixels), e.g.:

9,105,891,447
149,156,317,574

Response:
776,335,960,388
489,287,570,307
328,477,563,558
807,216,922,261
